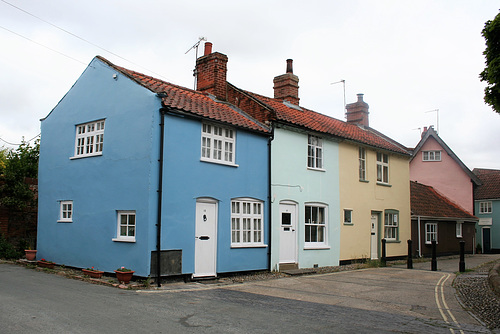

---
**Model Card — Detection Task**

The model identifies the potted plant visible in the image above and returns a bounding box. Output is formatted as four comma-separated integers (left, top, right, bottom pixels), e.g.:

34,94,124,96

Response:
82,267,104,279
24,249,37,261
114,266,135,284
476,243,482,254
37,259,55,269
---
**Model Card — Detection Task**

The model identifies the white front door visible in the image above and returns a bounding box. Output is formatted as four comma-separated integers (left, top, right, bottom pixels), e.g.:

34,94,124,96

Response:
370,214,378,260
279,203,297,264
194,199,217,277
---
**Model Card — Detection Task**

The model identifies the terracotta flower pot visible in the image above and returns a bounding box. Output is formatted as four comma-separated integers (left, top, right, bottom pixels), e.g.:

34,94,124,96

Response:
82,269,104,279
25,250,37,261
114,270,135,284
37,260,55,269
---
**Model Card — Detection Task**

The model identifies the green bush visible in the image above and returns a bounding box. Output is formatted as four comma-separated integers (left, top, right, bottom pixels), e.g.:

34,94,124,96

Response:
0,234,22,259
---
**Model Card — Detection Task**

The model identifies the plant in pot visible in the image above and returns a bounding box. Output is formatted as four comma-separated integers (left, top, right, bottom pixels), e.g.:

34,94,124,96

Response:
37,258,55,269
82,266,104,279
114,266,135,284
23,237,37,261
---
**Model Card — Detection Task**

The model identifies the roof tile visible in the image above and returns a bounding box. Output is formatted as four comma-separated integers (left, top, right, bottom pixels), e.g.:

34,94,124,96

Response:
473,168,500,200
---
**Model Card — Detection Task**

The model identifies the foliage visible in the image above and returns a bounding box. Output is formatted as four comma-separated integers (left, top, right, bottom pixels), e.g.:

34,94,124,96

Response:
480,11,500,114
0,234,22,259
0,147,7,176
116,266,133,272
0,139,39,209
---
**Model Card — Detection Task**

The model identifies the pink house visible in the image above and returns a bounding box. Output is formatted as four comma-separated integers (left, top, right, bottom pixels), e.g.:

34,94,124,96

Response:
410,126,481,214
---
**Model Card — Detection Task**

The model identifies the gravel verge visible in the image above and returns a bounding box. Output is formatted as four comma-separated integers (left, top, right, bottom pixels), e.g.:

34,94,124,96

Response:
453,259,500,330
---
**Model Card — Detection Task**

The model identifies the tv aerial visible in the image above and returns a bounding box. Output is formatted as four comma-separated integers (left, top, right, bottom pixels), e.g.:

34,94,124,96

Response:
186,37,207,89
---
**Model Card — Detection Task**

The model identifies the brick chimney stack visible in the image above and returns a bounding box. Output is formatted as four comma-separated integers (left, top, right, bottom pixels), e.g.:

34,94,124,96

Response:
345,93,369,127
196,42,228,101
273,59,300,105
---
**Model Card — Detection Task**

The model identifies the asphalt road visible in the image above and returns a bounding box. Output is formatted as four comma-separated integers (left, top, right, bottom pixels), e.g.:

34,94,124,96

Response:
1,256,499,333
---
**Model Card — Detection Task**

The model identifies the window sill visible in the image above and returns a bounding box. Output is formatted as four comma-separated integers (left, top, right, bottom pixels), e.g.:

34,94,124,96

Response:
231,244,268,249
307,167,326,172
359,179,369,183
376,182,392,187
384,240,400,243
343,222,354,226
70,153,103,160
57,220,73,223
112,238,136,243
304,245,330,250
200,158,239,167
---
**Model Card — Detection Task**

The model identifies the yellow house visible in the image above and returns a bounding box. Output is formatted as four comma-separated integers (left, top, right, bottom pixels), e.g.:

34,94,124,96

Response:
339,95,411,262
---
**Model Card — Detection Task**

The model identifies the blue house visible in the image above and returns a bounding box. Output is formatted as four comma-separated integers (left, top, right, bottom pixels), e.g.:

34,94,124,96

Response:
38,48,271,279
473,168,500,253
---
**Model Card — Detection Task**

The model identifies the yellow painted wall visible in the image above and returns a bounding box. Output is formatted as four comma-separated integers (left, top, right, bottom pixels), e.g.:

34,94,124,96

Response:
339,143,411,261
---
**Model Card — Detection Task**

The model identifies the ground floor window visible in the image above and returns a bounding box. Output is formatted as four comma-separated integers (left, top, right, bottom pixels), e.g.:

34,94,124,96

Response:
231,198,264,246
456,222,463,238
58,200,73,222
305,204,327,247
114,211,136,242
425,223,437,244
384,210,399,241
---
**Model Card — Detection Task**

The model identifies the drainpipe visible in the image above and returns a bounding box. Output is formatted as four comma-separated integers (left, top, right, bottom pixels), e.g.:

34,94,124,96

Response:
156,107,166,287
267,125,274,270
417,216,421,257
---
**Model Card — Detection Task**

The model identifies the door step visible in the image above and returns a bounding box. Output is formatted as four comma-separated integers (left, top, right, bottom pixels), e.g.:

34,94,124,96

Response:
281,268,317,276
279,263,298,271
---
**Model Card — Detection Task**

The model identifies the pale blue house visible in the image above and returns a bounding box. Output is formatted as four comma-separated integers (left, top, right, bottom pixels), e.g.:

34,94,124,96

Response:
38,53,271,279
474,168,500,253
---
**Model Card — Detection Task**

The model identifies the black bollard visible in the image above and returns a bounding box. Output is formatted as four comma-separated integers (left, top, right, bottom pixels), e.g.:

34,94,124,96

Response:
407,239,413,269
381,239,387,267
431,240,437,271
459,240,465,272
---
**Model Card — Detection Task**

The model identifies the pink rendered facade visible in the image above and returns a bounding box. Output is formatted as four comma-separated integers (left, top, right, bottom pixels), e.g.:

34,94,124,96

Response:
410,136,474,214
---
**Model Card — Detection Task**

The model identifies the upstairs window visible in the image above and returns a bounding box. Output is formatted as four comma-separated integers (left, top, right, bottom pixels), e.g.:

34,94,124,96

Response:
201,123,235,165
479,201,492,214
377,152,389,184
344,209,353,225
422,150,441,161
231,198,264,247
307,135,323,169
74,120,105,158
359,147,366,181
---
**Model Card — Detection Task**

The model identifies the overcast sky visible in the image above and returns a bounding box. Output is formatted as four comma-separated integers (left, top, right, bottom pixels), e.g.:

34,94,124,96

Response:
0,0,498,169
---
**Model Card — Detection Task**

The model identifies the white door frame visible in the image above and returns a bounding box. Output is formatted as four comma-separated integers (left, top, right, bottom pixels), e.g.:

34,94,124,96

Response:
279,201,298,264
193,198,218,278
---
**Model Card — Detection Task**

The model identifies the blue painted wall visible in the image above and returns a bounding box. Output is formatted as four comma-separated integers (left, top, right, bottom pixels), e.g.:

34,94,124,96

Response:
38,57,270,277
475,199,500,252
38,58,160,276
161,114,270,274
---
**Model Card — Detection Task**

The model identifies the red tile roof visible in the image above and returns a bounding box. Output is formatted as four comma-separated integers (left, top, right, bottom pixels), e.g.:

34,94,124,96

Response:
96,56,270,134
410,181,477,220
473,168,500,200
245,91,409,155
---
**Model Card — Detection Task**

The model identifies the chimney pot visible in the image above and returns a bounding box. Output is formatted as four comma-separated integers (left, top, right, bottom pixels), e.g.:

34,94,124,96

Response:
286,59,293,74
357,93,364,102
204,42,213,56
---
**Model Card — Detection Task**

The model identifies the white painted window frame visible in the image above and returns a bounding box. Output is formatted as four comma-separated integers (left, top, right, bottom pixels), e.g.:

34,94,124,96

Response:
425,222,438,244
479,201,492,214
376,152,389,184
201,123,236,166
231,198,265,247
422,150,442,161
305,203,328,248
307,135,324,170
113,210,136,242
73,119,105,158
58,200,73,223
384,211,398,241
456,222,463,238
359,147,366,181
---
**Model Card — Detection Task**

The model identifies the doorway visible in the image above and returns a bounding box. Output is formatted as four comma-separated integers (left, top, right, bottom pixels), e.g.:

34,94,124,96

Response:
194,199,217,277
279,202,297,265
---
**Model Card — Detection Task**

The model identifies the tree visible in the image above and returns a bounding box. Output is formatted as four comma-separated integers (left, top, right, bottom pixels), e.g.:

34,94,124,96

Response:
480,11,500,114
0,140,39,209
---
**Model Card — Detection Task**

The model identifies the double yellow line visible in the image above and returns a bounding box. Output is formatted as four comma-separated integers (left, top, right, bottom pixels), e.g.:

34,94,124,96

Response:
435,274,464,334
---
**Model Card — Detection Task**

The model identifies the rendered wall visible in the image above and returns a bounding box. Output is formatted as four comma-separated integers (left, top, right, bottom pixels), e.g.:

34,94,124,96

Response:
161,114,270,274
339,143,411,261
475,199,500,252
410,137,473,213
270,126,340,271
38,58,160,277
